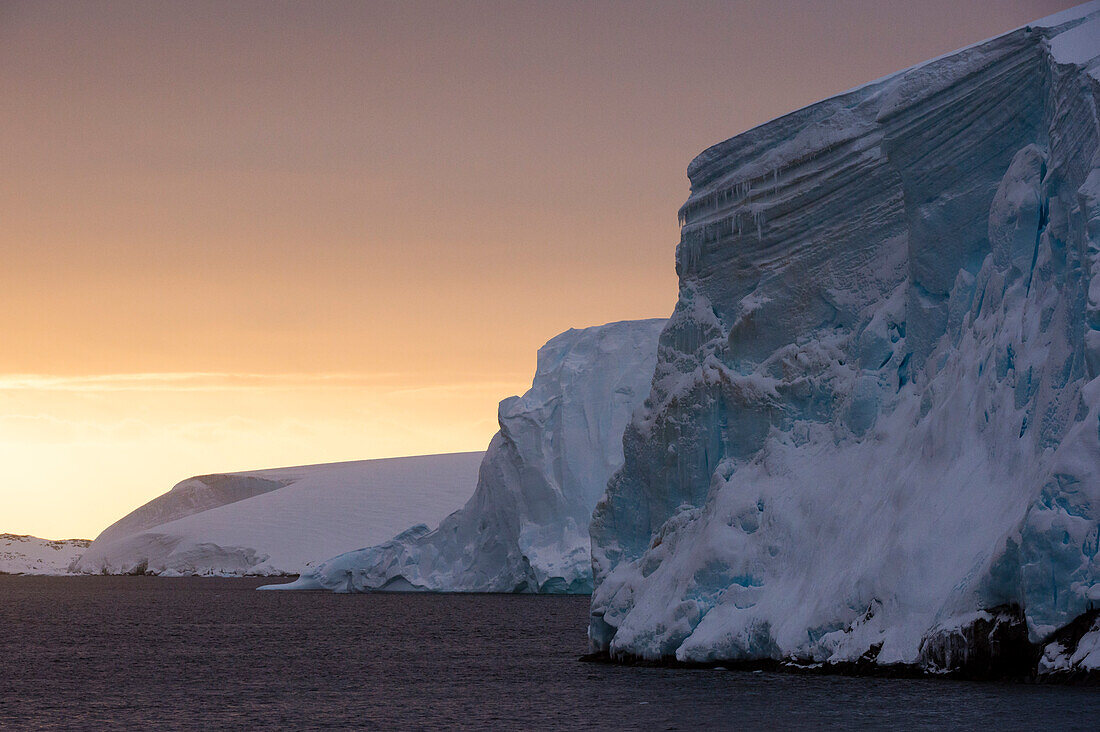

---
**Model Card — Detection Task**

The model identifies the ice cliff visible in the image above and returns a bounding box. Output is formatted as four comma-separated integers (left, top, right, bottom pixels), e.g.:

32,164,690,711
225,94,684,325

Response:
268,319,664,594
73,453,482,576
589,4,1100,678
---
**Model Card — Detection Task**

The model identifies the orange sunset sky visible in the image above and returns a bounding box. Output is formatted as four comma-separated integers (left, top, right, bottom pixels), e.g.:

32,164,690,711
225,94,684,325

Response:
2,0,1078,538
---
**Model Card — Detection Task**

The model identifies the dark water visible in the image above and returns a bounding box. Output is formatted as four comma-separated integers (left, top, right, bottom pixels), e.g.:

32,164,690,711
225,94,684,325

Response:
2,577,1098,730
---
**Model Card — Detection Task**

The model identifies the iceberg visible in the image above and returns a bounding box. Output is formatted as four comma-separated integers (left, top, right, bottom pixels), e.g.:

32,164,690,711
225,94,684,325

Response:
0,534,90,575
267,319,664,593
73,453,482,576
590,3,1100,678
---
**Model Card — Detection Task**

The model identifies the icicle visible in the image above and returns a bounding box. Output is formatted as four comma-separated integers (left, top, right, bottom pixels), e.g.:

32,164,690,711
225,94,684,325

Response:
752,208,766,241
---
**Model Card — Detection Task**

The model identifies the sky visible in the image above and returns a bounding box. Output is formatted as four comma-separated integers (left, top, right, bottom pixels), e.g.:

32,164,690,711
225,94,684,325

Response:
0,0,1079,539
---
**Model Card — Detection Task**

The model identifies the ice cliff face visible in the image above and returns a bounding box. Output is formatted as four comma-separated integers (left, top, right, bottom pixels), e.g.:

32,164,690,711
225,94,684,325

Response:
590,4,1100,677
73,454,481,576
271,319,664,594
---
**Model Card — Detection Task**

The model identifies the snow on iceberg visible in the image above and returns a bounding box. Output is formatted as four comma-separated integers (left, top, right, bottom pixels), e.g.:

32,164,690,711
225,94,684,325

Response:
266,319,665,593
73,453,482,576
1039,609,1100,678
0,534,90,575
590,3,1100,678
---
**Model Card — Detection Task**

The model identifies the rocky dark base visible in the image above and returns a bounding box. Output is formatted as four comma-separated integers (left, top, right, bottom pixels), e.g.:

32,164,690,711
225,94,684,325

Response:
580,650,1100,684
584,604,1100,683
917,604,1038,678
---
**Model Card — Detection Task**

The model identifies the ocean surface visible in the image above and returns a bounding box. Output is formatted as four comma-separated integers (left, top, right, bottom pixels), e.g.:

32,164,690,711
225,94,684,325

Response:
2,576,1098,730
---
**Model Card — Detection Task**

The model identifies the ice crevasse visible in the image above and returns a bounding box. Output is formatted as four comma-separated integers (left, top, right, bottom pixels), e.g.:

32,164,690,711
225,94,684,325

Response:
267,319,664,594
589,4,1100,678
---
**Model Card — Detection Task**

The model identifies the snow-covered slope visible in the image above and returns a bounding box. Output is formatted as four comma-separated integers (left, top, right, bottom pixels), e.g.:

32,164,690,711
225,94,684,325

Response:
73,453,482,576
590,3,1100,679
268,319,664,594
0,534,90,575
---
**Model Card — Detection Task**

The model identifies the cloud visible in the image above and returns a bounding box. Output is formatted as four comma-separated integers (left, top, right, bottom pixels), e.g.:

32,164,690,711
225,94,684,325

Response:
0,372,527,393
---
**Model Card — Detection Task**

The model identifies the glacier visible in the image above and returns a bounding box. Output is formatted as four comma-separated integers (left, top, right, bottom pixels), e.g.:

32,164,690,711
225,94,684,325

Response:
266,319,664,593
73,453,482,576
589,3,1100,679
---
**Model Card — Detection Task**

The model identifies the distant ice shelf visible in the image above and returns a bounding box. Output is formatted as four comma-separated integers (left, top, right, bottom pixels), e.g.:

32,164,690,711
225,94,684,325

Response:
589,1,1100,680
72,453,483,577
